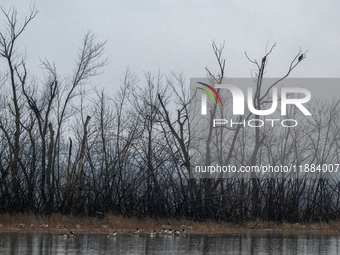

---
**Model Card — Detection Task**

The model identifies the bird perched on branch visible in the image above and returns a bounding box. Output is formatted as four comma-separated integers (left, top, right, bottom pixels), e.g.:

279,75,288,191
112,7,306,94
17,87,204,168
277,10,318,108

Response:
262,56,266,63
298,54,303,62
181,162,188,167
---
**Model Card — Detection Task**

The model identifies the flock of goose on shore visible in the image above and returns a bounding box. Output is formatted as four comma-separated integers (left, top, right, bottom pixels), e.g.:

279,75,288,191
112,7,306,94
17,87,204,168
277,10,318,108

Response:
107,222,193,237
0,221,193,238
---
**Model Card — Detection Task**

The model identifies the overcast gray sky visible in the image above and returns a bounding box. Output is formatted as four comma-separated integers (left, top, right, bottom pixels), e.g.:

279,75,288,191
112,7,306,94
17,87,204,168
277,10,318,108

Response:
1,0,340,96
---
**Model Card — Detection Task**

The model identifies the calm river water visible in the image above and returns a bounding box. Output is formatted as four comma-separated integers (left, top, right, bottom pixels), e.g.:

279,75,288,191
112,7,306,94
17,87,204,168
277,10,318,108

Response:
0,231,339,254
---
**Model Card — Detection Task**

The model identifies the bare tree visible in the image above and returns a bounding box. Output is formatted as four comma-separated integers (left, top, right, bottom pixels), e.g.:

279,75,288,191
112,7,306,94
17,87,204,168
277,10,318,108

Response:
0,6,38,210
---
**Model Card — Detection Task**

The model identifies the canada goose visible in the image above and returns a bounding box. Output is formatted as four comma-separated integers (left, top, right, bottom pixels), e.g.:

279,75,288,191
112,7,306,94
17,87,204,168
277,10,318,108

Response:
162,222,171,228
173,230,180,235
180,223,186,228
132,228,139,234
108,231,117,237
40,222,48,228
161,228,167,234
63,231,74,238
187,223,192,229
162,222,171,229
17,223,25,228
150,230,156,235
298,54,303,62
182,229,186,233
167,229,173,235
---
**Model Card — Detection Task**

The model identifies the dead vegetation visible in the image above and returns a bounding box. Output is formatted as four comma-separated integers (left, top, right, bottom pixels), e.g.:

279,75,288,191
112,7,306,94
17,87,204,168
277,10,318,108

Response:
1,214,340,235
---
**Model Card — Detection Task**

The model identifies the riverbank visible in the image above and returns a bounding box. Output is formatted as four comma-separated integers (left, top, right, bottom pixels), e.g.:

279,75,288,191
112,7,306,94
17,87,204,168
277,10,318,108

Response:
0,214,339,235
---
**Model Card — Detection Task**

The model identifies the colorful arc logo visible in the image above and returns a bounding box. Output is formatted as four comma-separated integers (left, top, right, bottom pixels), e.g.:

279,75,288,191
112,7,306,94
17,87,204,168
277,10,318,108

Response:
196,82,223,106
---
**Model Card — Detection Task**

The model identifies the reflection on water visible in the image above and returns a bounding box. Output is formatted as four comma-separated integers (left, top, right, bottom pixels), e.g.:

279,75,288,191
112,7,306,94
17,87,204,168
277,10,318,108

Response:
0,231,339,254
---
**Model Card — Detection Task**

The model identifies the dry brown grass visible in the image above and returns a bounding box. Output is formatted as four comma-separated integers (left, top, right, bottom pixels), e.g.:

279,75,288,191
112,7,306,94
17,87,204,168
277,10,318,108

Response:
1,214,340,235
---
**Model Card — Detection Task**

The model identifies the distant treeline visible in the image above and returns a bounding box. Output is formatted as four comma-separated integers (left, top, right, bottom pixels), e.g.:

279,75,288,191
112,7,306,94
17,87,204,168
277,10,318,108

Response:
1,7,340,224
